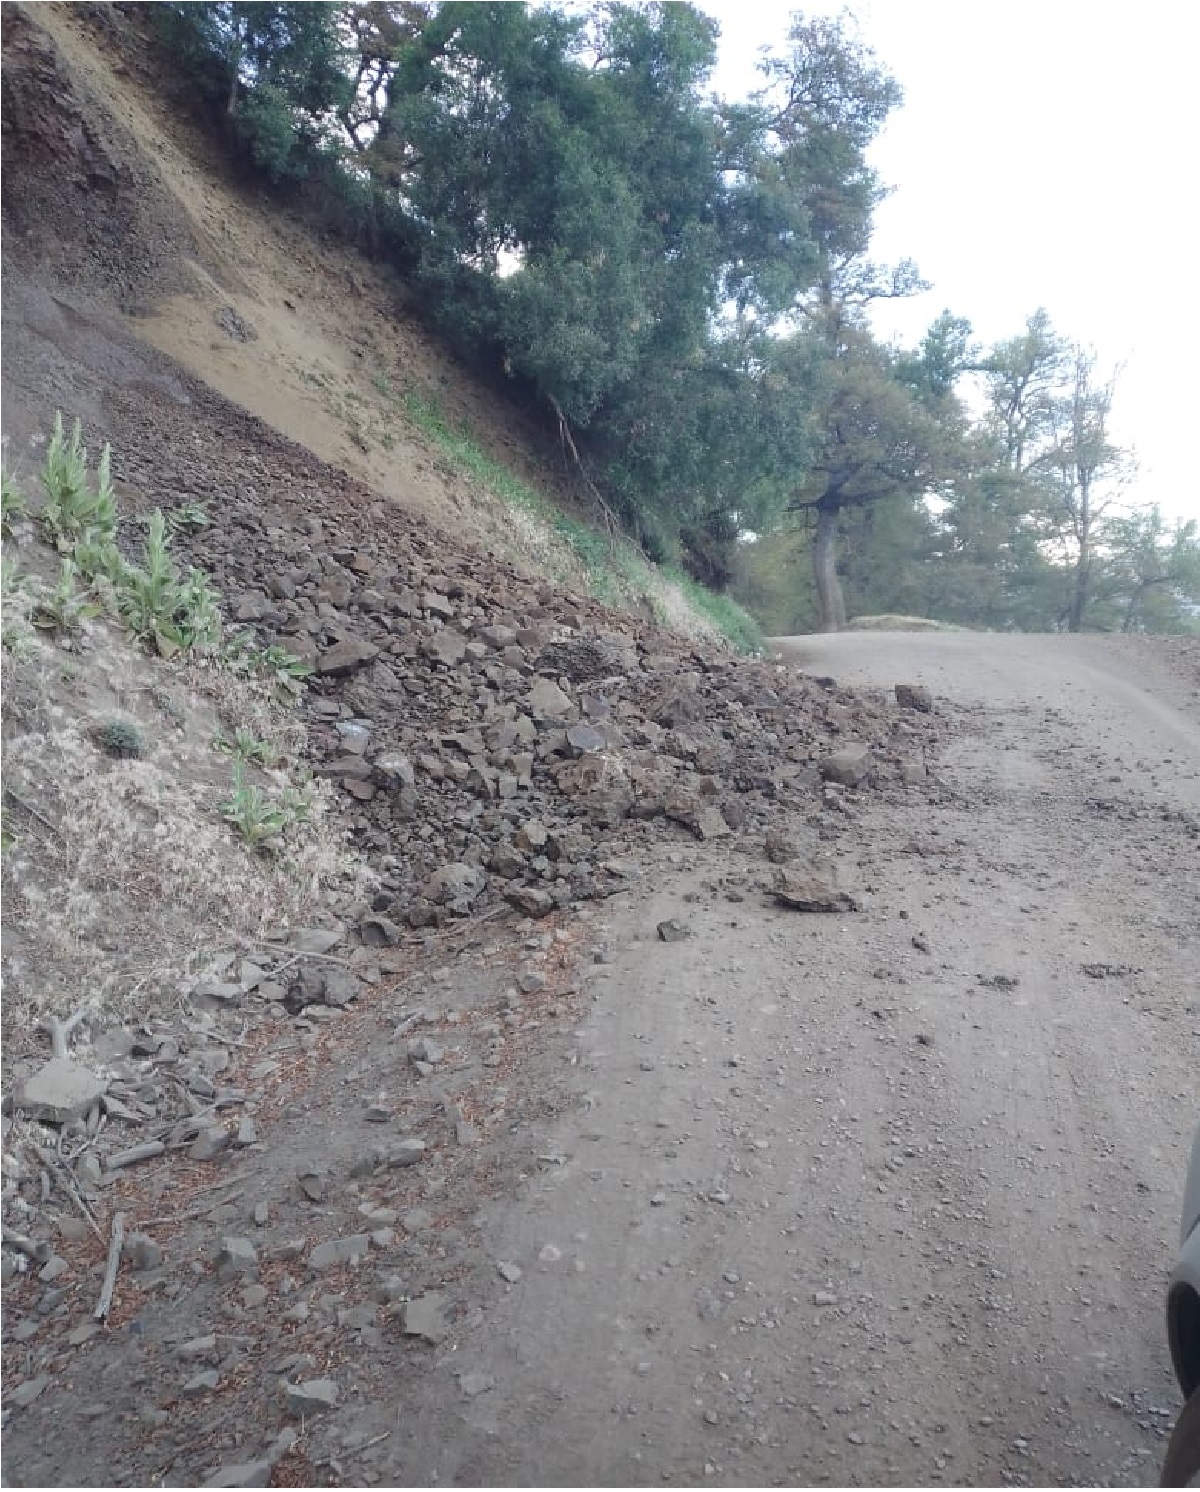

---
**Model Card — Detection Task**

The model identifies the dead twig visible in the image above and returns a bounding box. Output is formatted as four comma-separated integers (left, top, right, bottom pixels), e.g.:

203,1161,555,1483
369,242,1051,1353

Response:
48,1158,106,1244
39,1004,94,1059
93,1209,125,1320
548,395,625,550
2,1225,51,1263
3,786,61,840
246,941,357,970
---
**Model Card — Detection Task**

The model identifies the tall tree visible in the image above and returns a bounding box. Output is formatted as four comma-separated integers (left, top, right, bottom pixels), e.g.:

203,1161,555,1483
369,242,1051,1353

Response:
784,321,952,630
1042,351,1128,631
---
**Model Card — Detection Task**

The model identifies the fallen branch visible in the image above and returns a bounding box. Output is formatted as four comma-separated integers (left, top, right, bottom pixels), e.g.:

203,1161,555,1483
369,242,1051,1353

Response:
48,1159,106,1244
106,1140,167,1171
39,1005,93,1060
1,1225,51,1263
136,1191,244,1229
93,1209,125,1320
548,395,624,548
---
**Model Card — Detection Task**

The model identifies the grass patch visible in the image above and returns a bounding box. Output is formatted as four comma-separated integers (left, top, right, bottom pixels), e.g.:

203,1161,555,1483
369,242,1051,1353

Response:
401,389,762,651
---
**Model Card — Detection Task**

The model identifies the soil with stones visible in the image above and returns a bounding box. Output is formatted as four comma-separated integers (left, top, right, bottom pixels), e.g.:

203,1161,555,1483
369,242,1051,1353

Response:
2,7,1198,1488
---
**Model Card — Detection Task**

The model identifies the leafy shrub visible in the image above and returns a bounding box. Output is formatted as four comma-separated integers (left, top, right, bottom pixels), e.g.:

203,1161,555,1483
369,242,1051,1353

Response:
40,414,117,551
31,559,101,634
117,511,223,654
97,718,145,760
1,468,27,537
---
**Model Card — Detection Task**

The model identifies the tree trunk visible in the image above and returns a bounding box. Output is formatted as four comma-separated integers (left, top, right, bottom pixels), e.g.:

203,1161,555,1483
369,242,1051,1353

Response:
1067,470,1092,632
812,503,847,632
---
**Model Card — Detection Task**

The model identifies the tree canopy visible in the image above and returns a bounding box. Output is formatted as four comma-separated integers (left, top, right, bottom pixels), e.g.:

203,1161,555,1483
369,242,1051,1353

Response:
155,2,1198,635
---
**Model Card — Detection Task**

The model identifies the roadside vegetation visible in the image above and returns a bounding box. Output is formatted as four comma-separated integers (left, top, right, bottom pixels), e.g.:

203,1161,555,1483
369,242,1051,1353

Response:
146,1,1200,637
402,389,763,651
0,416,358,1047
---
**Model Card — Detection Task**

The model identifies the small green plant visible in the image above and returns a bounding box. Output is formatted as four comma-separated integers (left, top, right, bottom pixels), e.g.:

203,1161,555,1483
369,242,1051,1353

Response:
40,413,117,551
219,763,294,847
97,717,144,759
1,555,34,653
31,558,101,634
167,500,210,534
214,726,277,767
223,633,312,698
117,510,223,654
2,468,27,537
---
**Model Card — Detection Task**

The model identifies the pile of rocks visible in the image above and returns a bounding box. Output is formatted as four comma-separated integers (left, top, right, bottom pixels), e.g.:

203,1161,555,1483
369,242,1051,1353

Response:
108,400,942,932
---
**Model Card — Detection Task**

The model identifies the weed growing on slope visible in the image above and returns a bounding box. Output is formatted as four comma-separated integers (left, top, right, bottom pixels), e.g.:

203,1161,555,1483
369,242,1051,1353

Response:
39,413,118,551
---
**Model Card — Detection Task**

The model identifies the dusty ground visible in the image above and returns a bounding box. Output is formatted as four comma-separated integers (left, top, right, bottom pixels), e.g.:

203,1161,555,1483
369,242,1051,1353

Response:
4,635,1197,1487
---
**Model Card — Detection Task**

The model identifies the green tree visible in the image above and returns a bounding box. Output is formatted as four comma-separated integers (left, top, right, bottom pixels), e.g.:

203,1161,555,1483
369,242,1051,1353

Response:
1099,508,1200,633
158,3,350,179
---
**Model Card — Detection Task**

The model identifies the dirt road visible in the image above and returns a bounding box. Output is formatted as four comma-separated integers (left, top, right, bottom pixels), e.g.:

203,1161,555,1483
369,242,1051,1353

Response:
3,624,1198,1488
361,631,1198,1487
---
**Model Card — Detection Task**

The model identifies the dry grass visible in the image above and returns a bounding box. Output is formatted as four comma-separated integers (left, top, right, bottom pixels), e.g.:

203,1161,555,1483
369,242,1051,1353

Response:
0,614,369,1073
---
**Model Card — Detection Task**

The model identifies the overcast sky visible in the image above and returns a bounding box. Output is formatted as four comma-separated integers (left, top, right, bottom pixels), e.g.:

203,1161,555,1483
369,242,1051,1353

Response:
701,0,1199,525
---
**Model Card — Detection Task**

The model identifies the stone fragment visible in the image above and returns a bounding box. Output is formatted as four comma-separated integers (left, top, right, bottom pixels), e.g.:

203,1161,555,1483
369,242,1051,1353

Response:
18,1059,107,1125
459,1372,495,1398
399,1292,447,1344
317,637,379,676
291,928,344,955
216,1237,258,1280
772,867,861,913
818,745,871,787
309,1234,371,1272
191,1126,232,1161
387,1139,427,1168
322,970,364,1008
298,1171,327,1203
125,1232,163,1271
283,1378,339,1415
374,752,416,789
184,1370,221,1397
505,886,554,918
565,723,607,756
38,1254,69,1283
694,807,731,840
424,862,487,914
9,1376,50,1408
423,630,468,667
528,678,573,719
360,916,402,947
657,919,691,943
894,682,933,712
178,1334,219,1361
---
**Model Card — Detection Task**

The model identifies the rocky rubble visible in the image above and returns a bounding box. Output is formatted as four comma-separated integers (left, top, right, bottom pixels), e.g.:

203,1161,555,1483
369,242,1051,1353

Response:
105,394,944,937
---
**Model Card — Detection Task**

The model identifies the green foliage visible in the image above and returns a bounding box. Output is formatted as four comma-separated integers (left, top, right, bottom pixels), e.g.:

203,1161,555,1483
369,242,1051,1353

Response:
39,414,117,552
219,763,311,848
1,555,35,653
1,468,27,537
31,558,101,634
97,718,145,760
215,726,278,767
157,3,350,182
660,567,763,653
167,500,211,534
222,634,312,700
116,511,223,654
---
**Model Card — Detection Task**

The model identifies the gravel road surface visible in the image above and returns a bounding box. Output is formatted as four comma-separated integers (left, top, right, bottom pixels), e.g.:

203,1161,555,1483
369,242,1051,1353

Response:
373,631,1199,1487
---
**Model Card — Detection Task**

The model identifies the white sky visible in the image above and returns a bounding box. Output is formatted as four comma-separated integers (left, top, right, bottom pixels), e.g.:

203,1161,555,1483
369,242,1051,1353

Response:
701,0,1199,525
